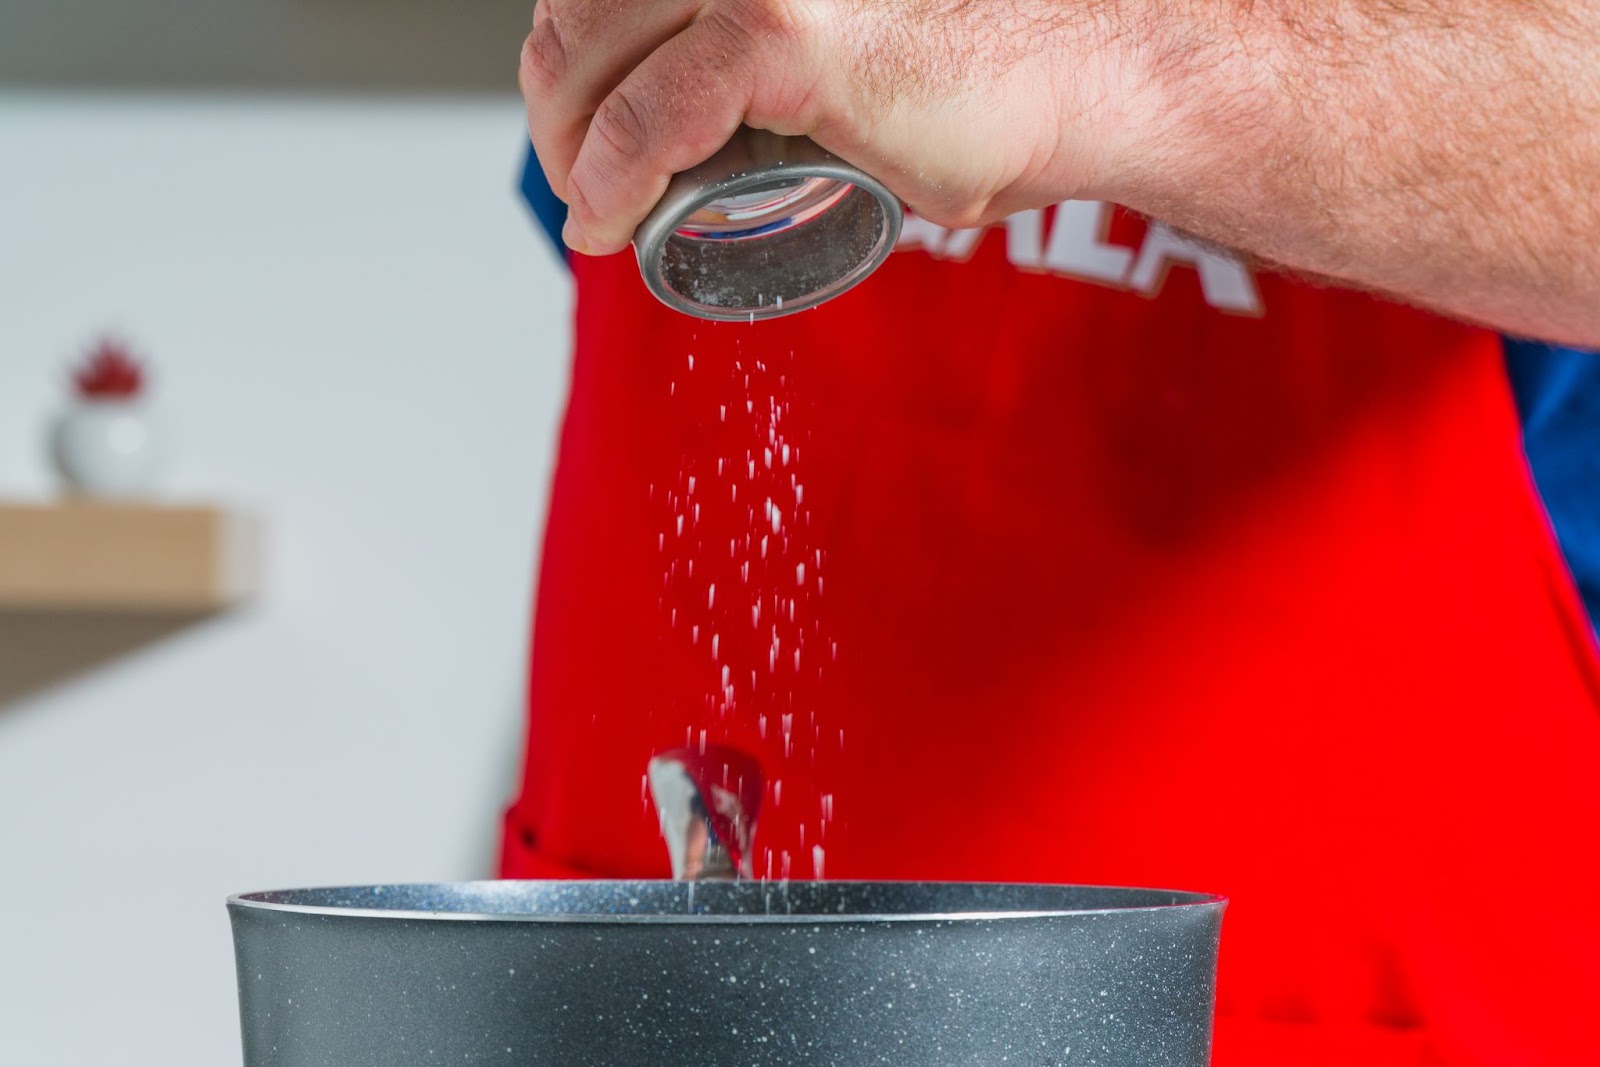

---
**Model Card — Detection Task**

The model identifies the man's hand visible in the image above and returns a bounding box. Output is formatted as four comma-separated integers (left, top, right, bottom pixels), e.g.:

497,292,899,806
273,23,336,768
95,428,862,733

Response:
518,0,1156,256
520,0,1600,345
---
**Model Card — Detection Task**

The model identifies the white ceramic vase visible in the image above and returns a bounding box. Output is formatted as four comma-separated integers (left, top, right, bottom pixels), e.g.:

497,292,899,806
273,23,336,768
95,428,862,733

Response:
51,399,162,498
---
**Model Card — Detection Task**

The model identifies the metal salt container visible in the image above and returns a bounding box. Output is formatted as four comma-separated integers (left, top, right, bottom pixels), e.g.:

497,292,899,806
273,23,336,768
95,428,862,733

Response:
632,129,904,322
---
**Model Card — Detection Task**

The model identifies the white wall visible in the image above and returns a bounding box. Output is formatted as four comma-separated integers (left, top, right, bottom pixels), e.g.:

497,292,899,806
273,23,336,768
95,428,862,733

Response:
0,93,571,1066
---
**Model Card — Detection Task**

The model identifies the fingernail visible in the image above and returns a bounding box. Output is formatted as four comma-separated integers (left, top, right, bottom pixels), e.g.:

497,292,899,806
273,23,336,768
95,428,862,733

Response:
561,216,588,255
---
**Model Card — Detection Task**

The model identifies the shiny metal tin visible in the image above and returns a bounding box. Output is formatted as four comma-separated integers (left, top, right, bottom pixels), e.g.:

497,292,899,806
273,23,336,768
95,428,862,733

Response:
228,880,1224,1066
632,130,903,322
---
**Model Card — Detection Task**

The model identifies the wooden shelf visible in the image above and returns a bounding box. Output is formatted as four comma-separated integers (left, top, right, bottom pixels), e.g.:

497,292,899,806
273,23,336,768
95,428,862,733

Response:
0,0,533,93
0,502,259,612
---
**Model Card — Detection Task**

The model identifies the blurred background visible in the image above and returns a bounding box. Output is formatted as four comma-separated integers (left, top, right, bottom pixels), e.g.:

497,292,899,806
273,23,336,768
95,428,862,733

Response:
0,2,569,1063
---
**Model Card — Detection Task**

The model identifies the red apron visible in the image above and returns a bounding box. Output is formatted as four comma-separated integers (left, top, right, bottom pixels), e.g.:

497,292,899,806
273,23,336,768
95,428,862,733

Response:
503,202,1600,1066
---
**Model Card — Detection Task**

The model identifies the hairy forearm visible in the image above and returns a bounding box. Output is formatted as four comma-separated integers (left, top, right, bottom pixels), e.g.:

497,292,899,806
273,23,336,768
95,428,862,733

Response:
1117,0,1600,344
519,0,1597,340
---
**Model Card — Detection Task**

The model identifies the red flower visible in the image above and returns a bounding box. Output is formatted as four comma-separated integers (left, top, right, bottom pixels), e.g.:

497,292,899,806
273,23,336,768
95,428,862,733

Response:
73,339,145,399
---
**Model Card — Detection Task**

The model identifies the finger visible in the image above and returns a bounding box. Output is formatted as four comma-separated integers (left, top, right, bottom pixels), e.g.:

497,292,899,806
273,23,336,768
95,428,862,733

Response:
519,0,702,204
519,21,587,203
564,11,790,254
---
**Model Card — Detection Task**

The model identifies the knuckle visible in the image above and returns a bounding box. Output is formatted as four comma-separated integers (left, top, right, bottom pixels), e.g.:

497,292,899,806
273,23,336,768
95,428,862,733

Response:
518,20,568,94
590,86,652,164
708,0,809,55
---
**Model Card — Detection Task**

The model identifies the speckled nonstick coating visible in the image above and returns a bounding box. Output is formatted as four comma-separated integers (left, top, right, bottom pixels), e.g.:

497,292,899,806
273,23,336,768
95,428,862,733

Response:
228,880,1224,1066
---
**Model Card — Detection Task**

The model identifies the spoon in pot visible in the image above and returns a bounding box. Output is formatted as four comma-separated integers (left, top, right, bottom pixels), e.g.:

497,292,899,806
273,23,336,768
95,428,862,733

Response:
647,744,763,880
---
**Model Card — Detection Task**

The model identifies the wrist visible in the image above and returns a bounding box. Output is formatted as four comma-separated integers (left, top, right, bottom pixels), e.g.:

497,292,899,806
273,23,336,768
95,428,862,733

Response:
1074,6,1278,225
1062,17,1192,207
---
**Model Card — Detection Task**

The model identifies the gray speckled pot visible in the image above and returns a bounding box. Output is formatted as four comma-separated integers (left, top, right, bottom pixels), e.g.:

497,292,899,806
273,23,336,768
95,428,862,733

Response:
227,881,1224,1066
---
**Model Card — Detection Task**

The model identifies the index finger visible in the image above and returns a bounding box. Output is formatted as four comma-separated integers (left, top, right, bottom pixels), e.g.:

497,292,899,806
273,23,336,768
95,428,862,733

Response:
562,12,772,255
519,0,701,204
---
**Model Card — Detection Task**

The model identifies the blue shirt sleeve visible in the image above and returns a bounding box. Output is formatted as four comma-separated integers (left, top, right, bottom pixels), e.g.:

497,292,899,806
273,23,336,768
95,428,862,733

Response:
519,144,570,262
1503,337,1600,632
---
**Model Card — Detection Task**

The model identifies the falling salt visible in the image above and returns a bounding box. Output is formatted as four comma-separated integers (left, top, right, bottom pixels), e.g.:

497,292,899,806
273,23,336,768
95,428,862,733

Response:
812,845,825,880
721,665,731,688
761,535,769,558
687,354,694,370
687,476,696,494
692,625,700,644
676,515,684,536
712,634,720,658
782,444,790,465
708,584,716,609
796,563,806,585
720,404,727,421
764,447,773,469
771,507,782,533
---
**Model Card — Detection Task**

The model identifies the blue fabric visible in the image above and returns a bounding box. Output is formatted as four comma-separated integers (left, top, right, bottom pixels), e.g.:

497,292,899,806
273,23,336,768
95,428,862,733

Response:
520,145,569,260
1504,338,1600,631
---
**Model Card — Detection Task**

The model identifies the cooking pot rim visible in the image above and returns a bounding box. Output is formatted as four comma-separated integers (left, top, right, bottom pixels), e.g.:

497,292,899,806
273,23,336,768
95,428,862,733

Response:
228,880,1227,924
